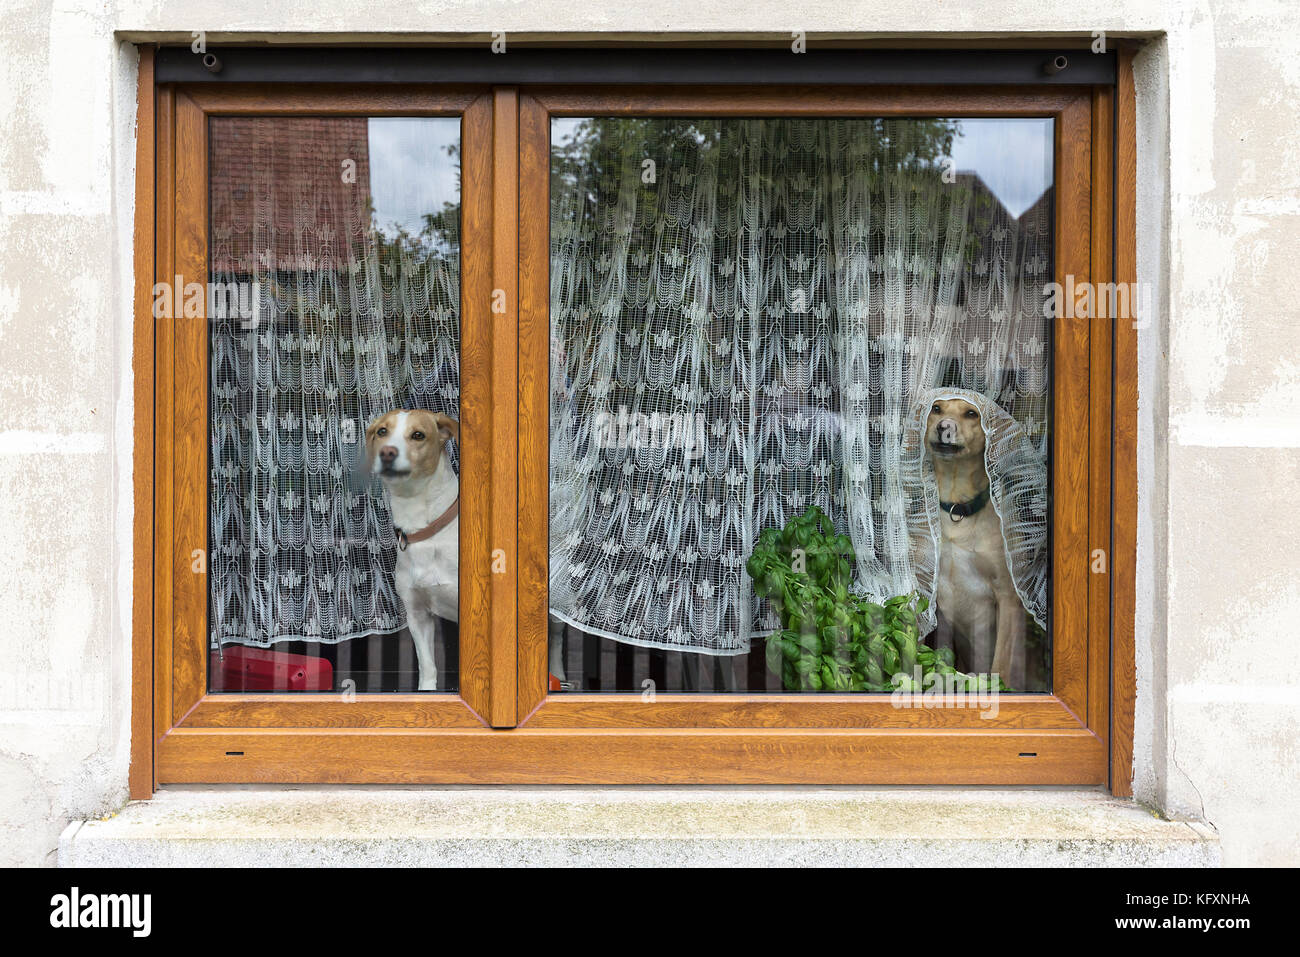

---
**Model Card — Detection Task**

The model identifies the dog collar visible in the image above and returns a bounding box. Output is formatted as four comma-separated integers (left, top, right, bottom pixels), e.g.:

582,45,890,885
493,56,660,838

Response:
939,487,990,523
394,497,459,550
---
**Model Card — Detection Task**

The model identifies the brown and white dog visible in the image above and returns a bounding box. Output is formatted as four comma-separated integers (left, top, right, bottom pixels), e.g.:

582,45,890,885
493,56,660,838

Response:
365,409,459,691
924,397,1027,690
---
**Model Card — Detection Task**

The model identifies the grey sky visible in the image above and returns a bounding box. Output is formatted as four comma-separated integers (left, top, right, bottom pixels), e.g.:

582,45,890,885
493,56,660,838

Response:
366,117,460,240
949,118,1053,217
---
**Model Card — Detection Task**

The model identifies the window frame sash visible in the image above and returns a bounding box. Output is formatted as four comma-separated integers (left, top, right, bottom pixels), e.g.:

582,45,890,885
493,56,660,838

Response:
136,76,1129,789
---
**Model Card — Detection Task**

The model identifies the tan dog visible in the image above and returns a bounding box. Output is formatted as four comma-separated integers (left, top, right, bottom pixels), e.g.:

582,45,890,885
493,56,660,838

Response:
925,397,1027,690
365,410,459,691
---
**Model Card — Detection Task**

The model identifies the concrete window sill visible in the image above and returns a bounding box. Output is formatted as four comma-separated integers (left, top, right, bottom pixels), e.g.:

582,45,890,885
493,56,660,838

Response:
60,787,1219,867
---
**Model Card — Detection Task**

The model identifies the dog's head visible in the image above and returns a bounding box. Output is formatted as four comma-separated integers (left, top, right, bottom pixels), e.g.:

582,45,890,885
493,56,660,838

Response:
925,397,986,461
364,409,459,481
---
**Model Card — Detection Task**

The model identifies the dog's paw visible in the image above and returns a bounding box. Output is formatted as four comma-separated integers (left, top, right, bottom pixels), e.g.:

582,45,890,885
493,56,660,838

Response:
418,678,438,692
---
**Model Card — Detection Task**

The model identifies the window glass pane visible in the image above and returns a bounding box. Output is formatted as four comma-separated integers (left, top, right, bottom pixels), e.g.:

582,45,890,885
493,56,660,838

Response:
548,117,1052,694
207,116,461,693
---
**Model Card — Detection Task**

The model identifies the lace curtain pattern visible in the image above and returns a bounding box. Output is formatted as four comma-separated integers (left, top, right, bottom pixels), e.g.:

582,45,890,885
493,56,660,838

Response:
208,117,460,648
549,118,1051,655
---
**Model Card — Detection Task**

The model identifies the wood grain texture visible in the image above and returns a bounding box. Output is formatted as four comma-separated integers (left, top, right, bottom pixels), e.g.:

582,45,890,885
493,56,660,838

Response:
1088,87,1115,754
182,695,485,729
456,93,496,725
489,87,520,727
159,727,1107,785
171,92,209,726
522,695,1088,729
1050,92,1093,720
1112,49,1140,797
517,94,551,722
130,45,155,800
152,85,175,763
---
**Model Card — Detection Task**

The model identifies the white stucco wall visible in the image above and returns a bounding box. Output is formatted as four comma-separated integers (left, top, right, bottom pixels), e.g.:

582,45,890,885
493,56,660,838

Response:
0,2,1296,866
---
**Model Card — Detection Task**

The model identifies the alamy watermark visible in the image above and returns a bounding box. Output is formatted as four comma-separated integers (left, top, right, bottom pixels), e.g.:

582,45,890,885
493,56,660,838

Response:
1044,275,1152,327
890,668,1001,719
50,888,151,937
592,406,707,459
152,276,262,328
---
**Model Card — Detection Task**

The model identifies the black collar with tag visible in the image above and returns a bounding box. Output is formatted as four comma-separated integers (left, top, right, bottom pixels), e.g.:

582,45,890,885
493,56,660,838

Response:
939,487,990,522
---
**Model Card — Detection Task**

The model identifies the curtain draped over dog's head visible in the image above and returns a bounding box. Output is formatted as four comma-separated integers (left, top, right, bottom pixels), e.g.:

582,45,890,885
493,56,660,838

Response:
902,387,1050,635
549,118,1052,654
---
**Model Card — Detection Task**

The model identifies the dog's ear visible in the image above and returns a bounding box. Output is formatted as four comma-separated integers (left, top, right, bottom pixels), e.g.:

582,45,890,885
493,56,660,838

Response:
433,413,460,445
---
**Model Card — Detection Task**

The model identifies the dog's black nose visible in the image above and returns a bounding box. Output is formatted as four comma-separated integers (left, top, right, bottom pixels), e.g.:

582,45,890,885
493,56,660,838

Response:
378,445,398,465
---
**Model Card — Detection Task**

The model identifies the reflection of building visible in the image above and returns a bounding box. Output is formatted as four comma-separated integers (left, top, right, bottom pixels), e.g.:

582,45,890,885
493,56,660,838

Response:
209,117,371,274
952,170,1052,240
941,170,1052,413
1018,185,1052,230
953,166,1053,220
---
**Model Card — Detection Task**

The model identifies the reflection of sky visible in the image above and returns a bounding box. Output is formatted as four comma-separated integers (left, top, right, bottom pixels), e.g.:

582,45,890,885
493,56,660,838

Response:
553,116,1053,219
366,118,460,239
553,117,583,147
949,118,1053,218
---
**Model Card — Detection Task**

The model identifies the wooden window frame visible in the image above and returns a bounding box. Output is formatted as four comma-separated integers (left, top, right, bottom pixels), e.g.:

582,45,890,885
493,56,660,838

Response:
130,50,1140,793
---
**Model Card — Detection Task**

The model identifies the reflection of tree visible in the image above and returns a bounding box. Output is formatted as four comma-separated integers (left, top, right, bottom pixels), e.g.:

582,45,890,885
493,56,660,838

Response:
551,116,961,212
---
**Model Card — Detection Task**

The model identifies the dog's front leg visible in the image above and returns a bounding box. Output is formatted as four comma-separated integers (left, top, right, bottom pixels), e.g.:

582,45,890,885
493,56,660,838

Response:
407,611,439,692
930,606,960,670
991,592,1027,691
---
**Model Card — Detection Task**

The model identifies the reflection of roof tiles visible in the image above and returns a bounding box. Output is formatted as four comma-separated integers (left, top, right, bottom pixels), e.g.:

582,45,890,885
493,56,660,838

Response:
209,117,372,274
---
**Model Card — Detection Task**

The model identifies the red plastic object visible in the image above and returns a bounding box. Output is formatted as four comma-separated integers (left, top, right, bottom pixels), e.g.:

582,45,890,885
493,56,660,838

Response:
210,646,334,692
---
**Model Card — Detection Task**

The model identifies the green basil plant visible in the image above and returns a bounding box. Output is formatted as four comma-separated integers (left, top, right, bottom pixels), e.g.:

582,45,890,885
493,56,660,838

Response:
745,505,1002,693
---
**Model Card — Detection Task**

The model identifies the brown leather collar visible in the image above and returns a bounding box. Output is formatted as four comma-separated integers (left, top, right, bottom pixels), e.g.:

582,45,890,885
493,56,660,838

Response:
394,497,459,550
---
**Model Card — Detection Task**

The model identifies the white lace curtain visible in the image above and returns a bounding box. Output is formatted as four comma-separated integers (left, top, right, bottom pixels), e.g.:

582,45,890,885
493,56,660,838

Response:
548,118,1051,655
208,117,460,648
